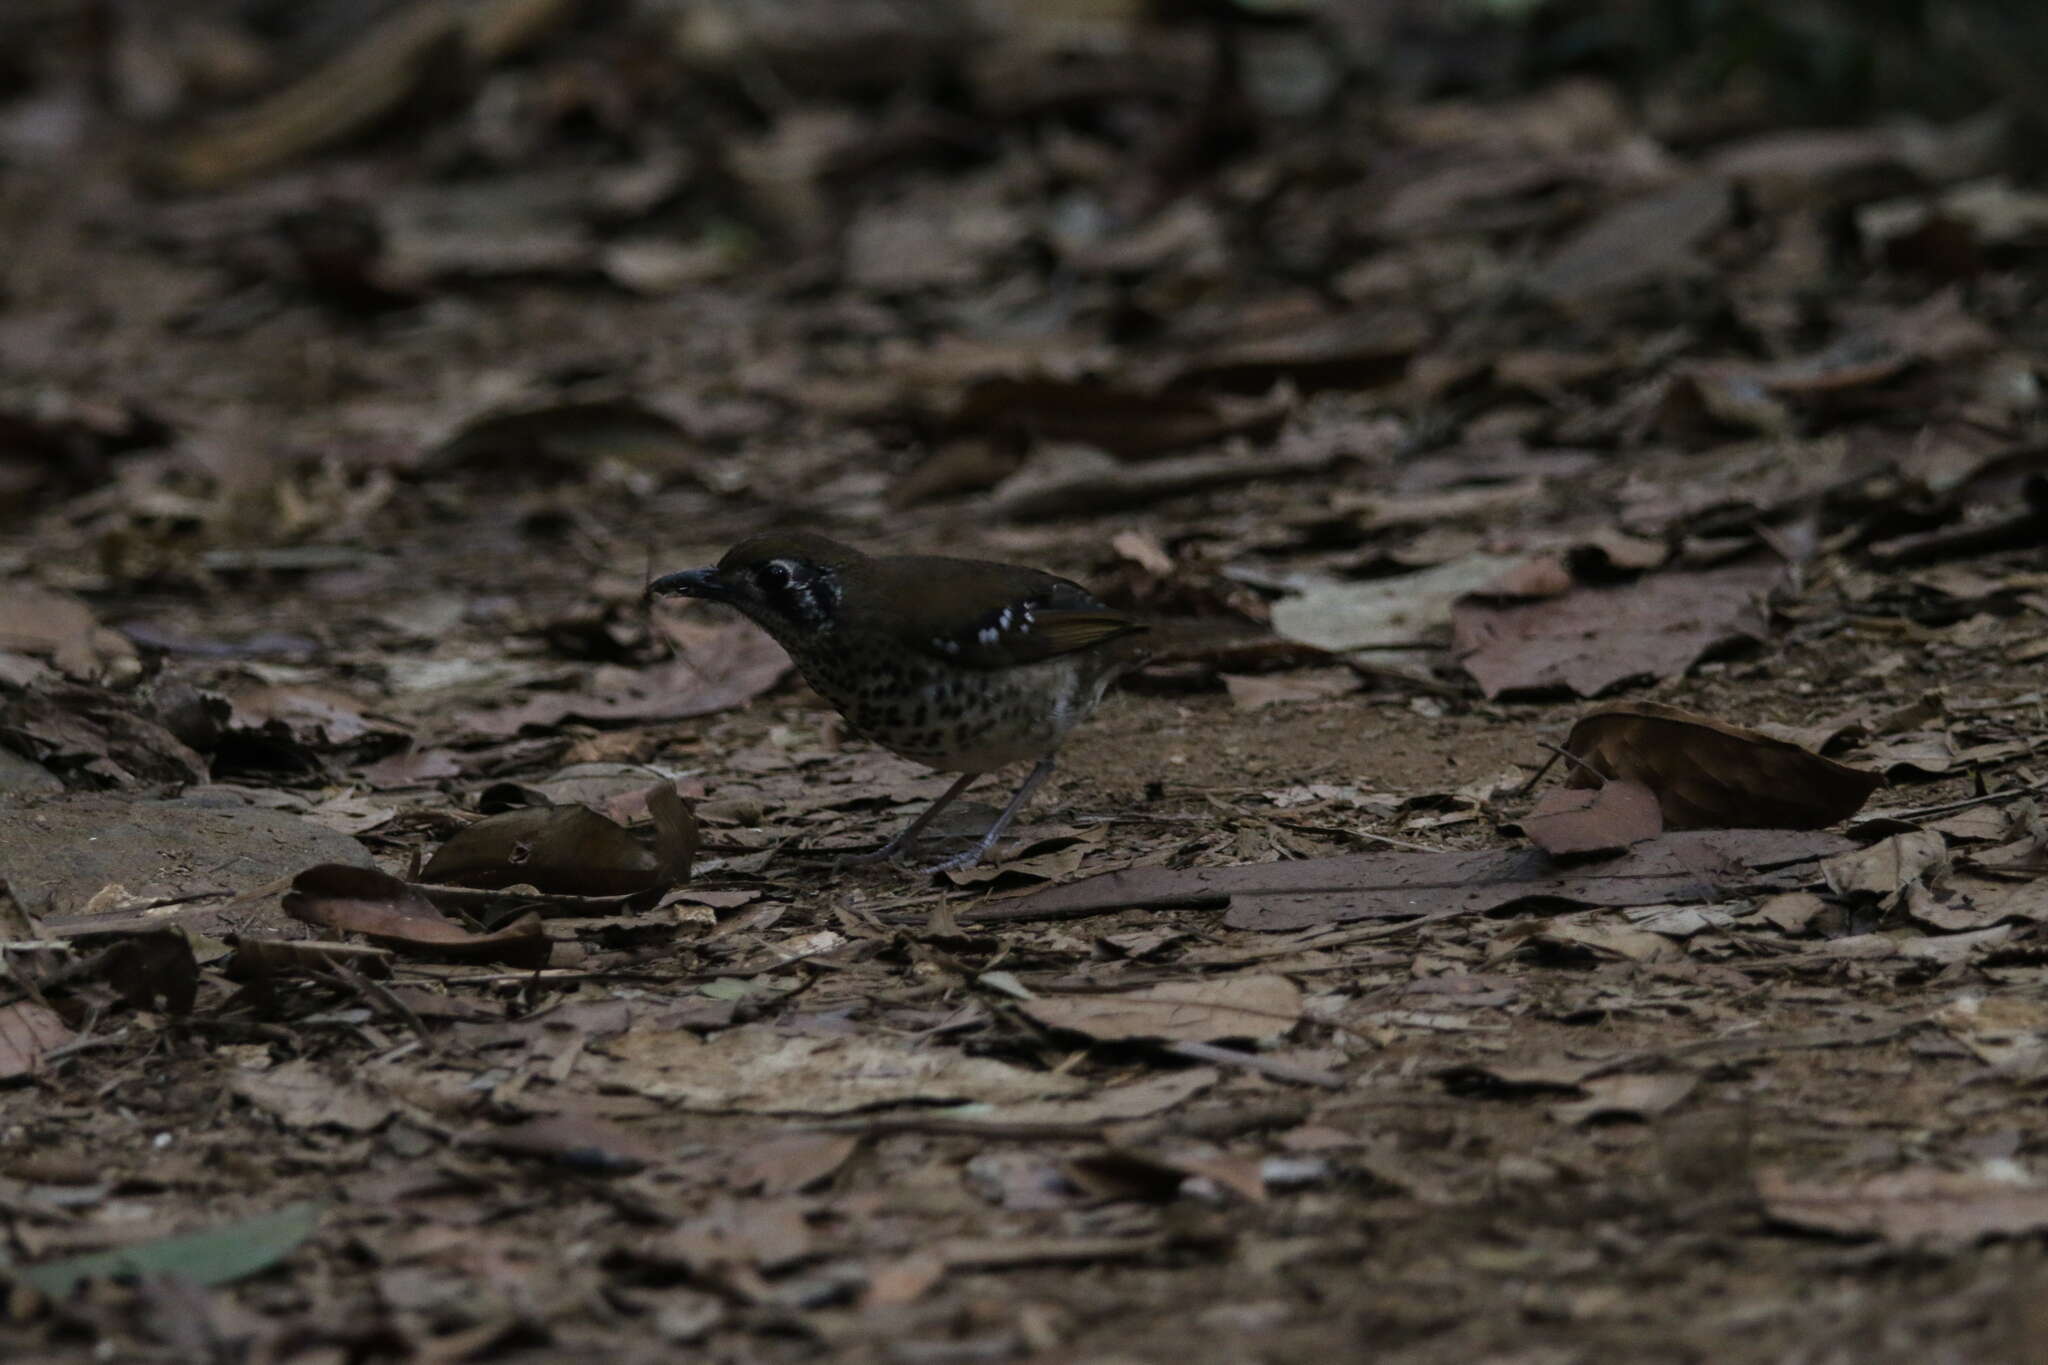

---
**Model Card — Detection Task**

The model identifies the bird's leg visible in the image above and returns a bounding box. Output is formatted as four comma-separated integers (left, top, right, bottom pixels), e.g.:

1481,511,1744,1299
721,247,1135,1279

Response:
923,755,1056,874
836,771,982,867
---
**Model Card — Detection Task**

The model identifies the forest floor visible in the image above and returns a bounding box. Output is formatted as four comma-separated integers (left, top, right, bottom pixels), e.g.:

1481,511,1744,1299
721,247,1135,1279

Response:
3,4,2048,1362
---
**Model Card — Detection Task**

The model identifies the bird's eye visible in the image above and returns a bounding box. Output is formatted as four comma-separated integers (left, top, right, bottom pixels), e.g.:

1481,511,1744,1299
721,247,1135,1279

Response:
759,561,793,590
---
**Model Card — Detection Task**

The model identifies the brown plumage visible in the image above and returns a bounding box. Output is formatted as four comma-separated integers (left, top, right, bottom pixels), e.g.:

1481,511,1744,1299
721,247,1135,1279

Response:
649,532,1148,871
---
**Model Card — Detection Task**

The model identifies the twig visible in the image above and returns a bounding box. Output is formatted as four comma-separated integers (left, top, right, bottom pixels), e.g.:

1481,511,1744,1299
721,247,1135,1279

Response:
1865,778,2048,825
40,1021,128,1069
321,961,433,1052
1533,740,1609,786
1163,1039,1345,1089
1514,746,1562,797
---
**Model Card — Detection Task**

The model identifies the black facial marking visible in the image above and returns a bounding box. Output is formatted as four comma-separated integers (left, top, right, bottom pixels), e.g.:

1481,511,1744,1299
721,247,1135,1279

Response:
751,557,840,630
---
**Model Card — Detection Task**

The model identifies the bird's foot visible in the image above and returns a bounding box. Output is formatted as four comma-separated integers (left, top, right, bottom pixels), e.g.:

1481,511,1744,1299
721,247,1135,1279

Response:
919,840,998,876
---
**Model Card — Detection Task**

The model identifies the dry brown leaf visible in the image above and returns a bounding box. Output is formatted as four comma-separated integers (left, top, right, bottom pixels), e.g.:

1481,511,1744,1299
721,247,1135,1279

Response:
1220,668,1360,710
0,688,209,790
282,864,551,967
989,438,1348,522
1759,1168,2048,1249
231,1059,395,1133
863,1251,948,1309
1935,994,2048,1077
1548,1072,1697,1126
418,783,694,896
1821,830,1948,903
0,584,136,683
955,1068,1219,1130
1560,701,1883,830
1526,918,1682,964
219,681,397,749
425,398,699,480
1273,553,1523,652
461,632,789,735
1020,975,1302,1044
151,0,572,190
656,1198,812,1273
1454,564,1780,699
727,1133,858,1196
1521,779,1663,857
470,1115,669,1174
0,1001,74,1081
990,830,1853,933
1528,177,1732,303
593,1026,1086,1114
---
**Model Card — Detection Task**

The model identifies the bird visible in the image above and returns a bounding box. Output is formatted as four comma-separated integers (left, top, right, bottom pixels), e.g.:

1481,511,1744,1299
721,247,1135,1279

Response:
648,532,1149,872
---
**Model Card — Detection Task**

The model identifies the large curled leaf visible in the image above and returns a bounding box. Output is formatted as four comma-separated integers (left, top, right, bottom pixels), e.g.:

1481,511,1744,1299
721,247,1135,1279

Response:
1562,701,1882,830
418,783,695,895
17,1201,323,1296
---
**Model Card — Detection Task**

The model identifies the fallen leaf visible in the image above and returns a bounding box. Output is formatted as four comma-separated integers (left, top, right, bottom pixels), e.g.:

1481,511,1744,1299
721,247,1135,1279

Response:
1755,892,1829,935
864,1251,947,1308
1020,976,1302,1044
1453,562,1781,698
953,1068,1219,1130
1526,917,1682,964
1862,731,1960,777
1220,668,1361,709
219,681,397,749
0,1001,74,1081
728,1133,859,1196
1822,831,1948,904
1759,1168,2048,1250
462,633,789,735
0,584,136,683
17,1201,323,1295
1935,993,2048,1077
425,398,699,480
470,1115,669,1175
593,1026,1086,1114
0,687,208,789
150,0,568,189
418,783,694,896
283,864,551,967
989,438,1347,522
1528,177,1733,303
1521,779,1663,857
231,1059,395,1133
1272,554,1523,651
1559,701,1883,829
653,1197,811,1272
987,830,1854,933
1548,1072,1698,1126
1164,307,1432,393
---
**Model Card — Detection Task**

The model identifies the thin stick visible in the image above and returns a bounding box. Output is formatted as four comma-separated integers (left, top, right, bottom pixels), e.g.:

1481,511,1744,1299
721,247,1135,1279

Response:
1165,1039,1345,1089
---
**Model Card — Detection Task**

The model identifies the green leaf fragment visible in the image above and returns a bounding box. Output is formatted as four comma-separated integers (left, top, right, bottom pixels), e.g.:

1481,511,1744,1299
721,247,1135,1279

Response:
16,1200,323,1296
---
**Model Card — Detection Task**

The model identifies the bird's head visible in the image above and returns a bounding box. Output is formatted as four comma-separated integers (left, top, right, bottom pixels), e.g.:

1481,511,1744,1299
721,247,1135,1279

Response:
648,531,862,637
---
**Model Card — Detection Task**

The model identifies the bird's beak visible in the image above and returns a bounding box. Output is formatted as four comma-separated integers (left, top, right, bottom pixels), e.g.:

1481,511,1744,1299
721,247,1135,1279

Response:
647,566,730,602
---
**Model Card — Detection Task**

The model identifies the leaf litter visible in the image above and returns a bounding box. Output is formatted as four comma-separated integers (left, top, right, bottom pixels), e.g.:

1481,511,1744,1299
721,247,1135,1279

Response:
6,3,2048,1361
